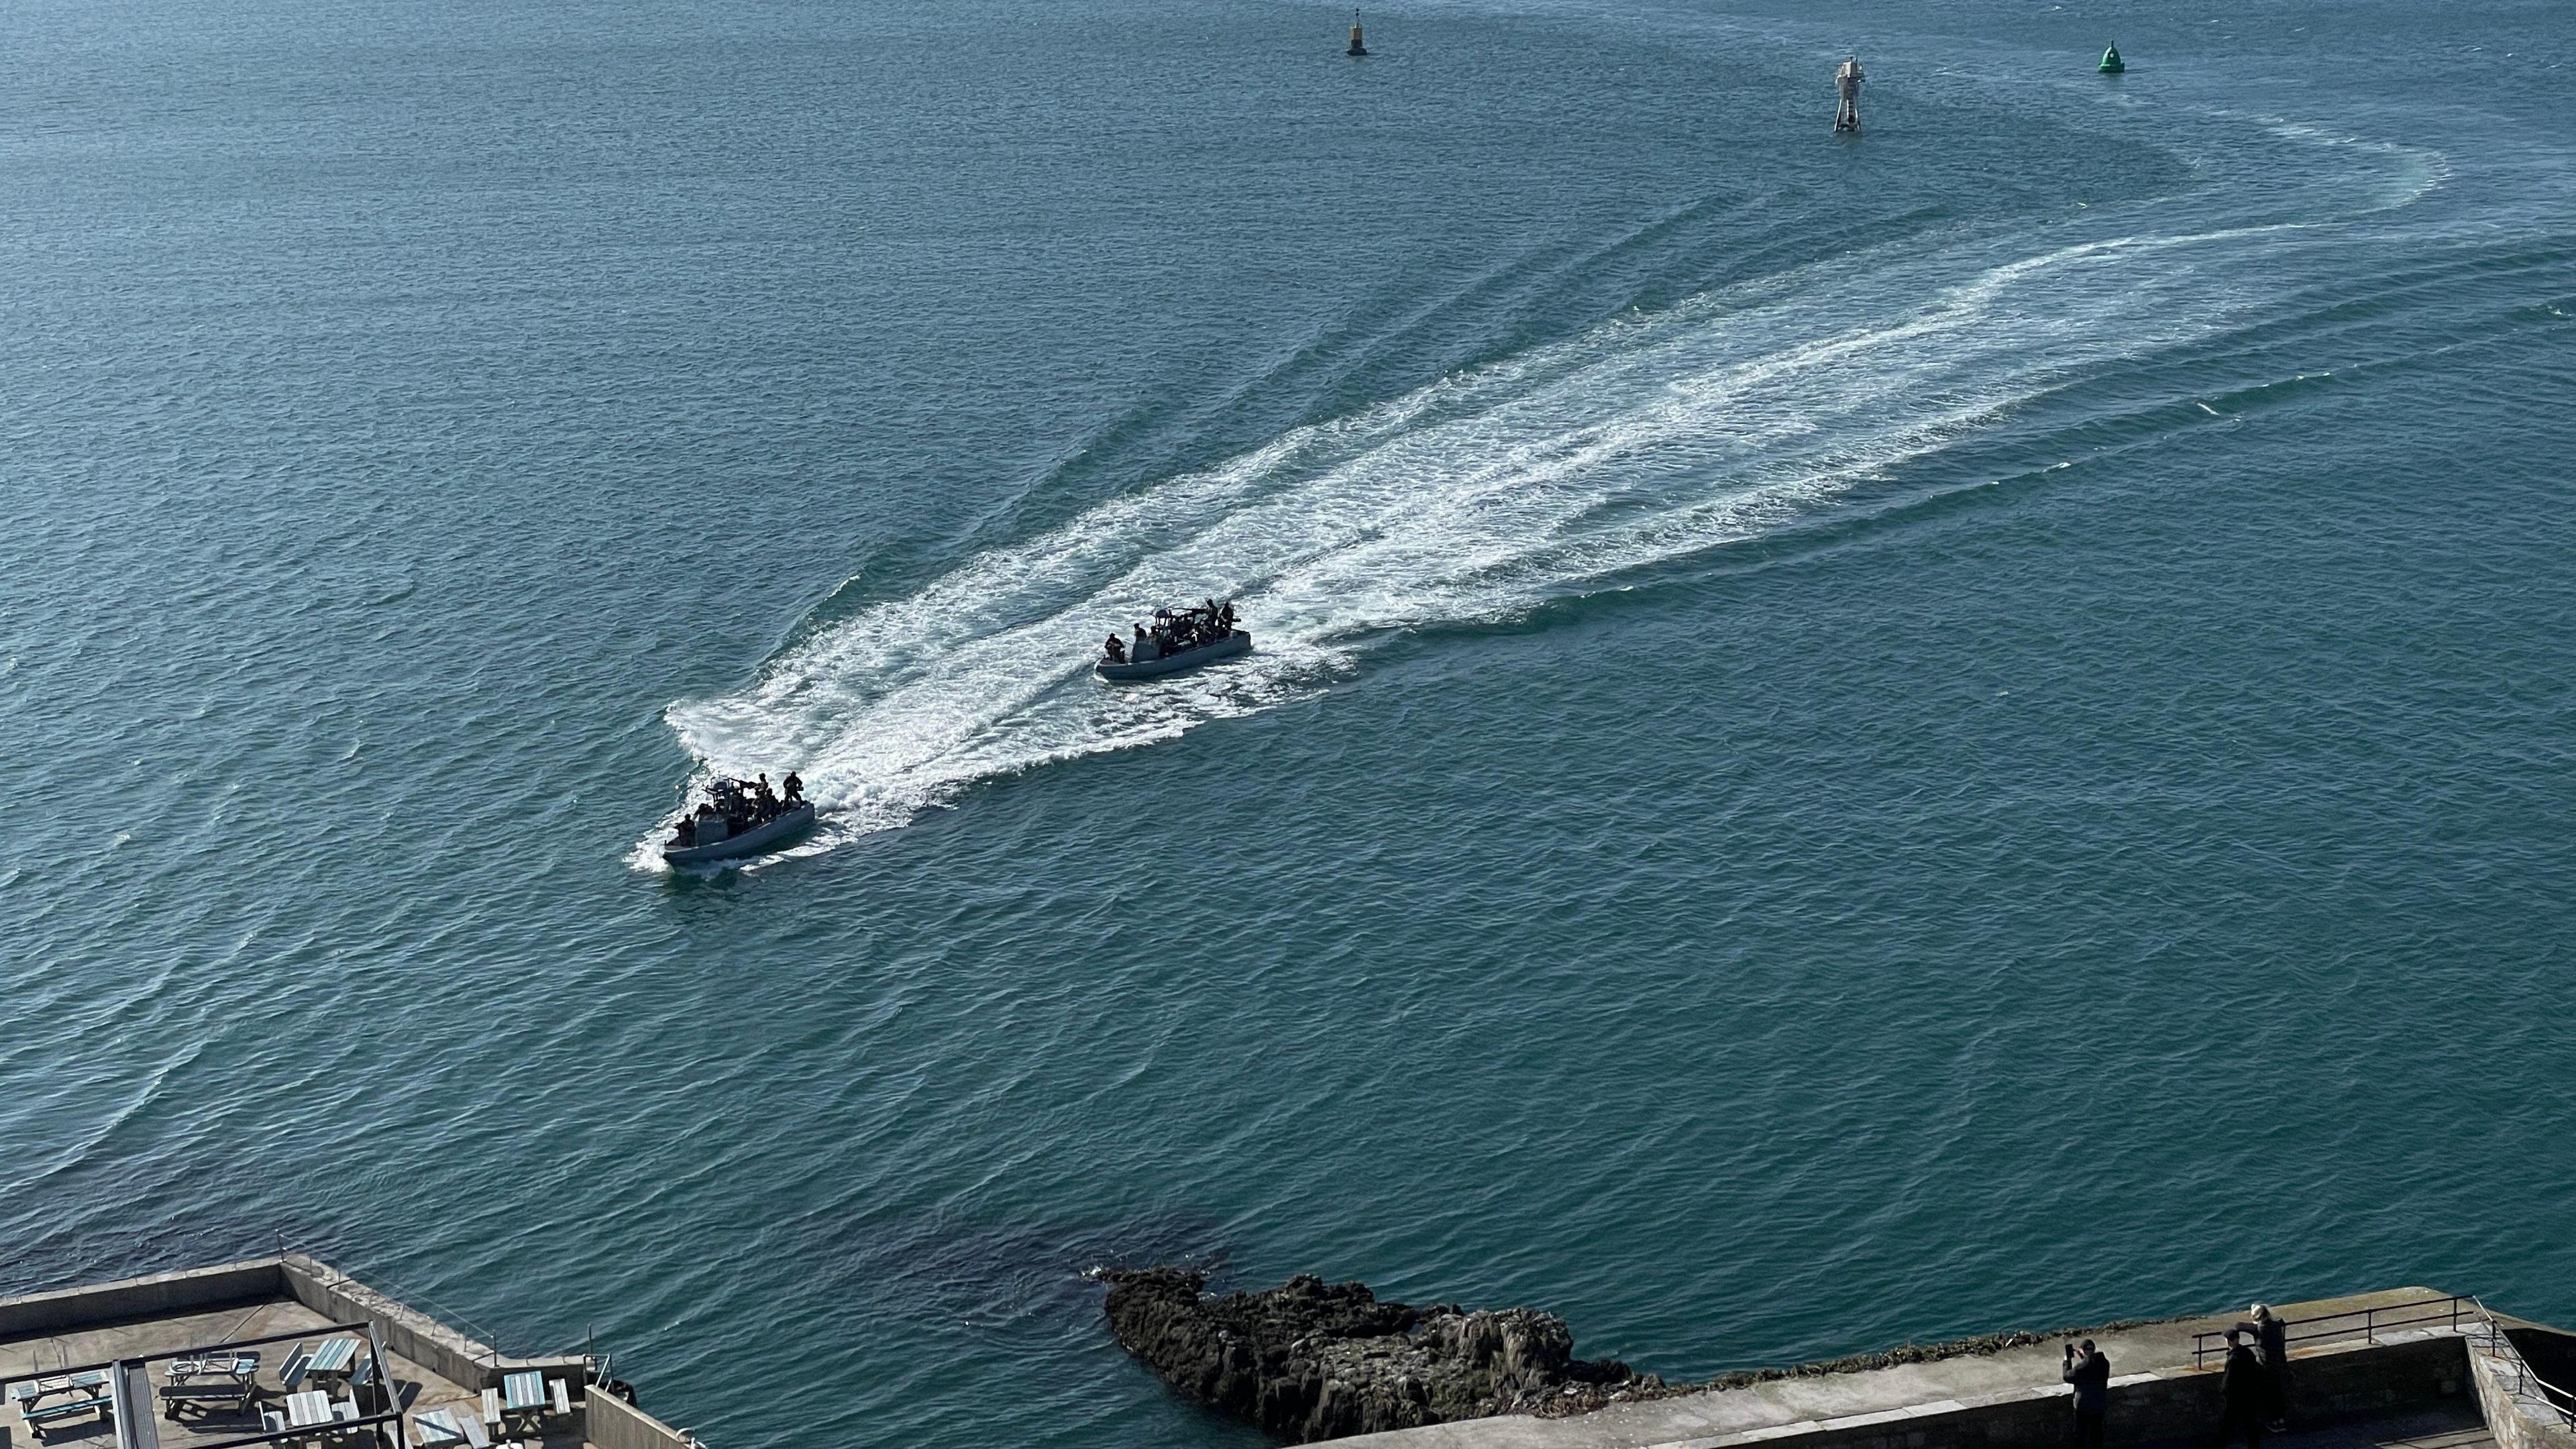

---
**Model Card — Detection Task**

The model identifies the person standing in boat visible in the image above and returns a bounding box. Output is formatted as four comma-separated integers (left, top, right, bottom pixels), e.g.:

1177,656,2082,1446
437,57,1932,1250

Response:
783,772,804,805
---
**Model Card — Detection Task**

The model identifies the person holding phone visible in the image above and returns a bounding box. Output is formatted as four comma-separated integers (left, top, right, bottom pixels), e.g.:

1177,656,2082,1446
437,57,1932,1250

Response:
2063,1338,2111,1449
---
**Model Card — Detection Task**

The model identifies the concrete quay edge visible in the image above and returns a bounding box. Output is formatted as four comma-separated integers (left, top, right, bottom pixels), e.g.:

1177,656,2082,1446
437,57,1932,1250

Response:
1335,1287,2478,1449
1643,1324,2471,1449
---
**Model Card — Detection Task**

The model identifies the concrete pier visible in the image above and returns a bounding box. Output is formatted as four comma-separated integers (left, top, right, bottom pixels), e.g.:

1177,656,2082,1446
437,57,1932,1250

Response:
1335,1288,2576,1449
0,1256,707,1449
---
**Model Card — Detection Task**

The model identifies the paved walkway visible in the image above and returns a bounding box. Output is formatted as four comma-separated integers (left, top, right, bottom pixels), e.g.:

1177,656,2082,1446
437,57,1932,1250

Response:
2271,1401,2493,1449
1338,1287,2466,1449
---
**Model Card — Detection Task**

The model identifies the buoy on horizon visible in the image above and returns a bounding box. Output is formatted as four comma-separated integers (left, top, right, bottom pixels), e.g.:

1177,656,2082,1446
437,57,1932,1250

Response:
1833,54,1864,133
1348,9,1368,57
2098,43,2125,74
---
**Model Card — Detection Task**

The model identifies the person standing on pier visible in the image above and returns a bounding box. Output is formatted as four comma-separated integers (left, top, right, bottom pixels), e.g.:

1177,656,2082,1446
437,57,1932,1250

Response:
2217,1329,2270,1449
2244,1304,2290,1432
2063,1338,2110,1449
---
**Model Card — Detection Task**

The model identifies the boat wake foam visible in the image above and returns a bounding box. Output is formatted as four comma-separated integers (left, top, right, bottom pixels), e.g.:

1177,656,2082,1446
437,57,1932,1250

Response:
641,126,2431,867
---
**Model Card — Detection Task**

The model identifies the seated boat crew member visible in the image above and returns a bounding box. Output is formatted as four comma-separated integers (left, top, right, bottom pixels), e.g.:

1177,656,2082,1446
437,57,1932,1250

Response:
1104,633,1127,663
669,802,718,849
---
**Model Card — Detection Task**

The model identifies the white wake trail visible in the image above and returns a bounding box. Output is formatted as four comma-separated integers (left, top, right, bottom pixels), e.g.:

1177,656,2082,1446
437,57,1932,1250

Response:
645,214,2339,864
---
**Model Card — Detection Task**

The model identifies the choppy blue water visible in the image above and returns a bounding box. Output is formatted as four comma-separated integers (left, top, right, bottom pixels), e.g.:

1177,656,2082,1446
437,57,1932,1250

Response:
5,0,2573,1444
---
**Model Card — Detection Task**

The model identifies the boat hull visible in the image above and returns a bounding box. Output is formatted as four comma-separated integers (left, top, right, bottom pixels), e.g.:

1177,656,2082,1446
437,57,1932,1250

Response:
1097,631,1251,681
662,802,816,866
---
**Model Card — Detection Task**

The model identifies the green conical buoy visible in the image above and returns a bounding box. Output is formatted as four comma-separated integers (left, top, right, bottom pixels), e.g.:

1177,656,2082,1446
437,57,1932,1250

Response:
2098,43,2125,74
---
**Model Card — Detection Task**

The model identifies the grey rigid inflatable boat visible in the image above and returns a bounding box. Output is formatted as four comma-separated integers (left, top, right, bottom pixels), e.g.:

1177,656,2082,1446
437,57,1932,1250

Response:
663,801,816,866
1097,629,1251,681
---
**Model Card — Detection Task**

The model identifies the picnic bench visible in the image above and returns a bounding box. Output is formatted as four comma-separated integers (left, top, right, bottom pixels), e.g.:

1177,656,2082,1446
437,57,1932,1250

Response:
10,1371,116,1432
303,1338,362,1383
8,1371,111,1406
280,1341,315,1393
20,1391,115,1431
415,1405,491,1448
254,1385,364,1446
168,1354,260,1379
162,1351,261,1419
160,1379,257,1417
502,1371,551,1431
286,1389,335,1428
478,1368,572,1442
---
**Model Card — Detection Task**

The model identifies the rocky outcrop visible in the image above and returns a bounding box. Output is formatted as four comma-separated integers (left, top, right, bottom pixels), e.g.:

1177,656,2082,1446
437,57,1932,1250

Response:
1098,1267,1653,1442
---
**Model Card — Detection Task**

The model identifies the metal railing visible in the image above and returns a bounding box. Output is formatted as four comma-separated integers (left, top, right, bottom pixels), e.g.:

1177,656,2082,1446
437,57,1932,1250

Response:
292,1252,524,1374
2528,1364,2576,1428
2466,1297,2576,1432
2190,1294,2472,1370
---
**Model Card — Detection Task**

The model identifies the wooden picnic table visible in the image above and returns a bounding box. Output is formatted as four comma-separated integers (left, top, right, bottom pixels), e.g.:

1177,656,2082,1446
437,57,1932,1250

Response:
497,1368,555,1438
282,1387,368,1445
12,1372,117,1431
416,1404,491,1447
7,1369,111,1404
170,1352,260,1383
162,1354,262,1419
304,1338,362,1379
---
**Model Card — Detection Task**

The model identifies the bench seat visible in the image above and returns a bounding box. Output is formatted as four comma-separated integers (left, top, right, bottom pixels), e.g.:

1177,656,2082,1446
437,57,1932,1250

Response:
24,1393,113,1424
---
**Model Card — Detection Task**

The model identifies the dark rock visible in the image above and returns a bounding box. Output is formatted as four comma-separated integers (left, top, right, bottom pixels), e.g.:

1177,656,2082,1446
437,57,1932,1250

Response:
1099,1268,1648,1442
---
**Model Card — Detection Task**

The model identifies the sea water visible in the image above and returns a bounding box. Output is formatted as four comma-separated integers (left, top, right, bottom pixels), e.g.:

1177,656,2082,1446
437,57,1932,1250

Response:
2,0,2571,1444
